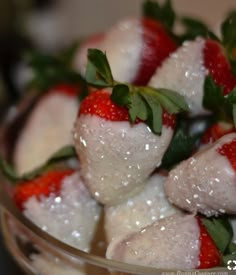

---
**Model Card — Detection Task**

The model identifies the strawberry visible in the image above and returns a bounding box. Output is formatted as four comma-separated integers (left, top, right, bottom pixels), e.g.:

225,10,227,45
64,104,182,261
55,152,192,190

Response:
165,132,236,216
149,38,207,115
105,173,179,242
197,217,221,269
201,121,235,144
75,17,177,85
13,84,80,173
14,169,74,210
217,137,236,171
48,83,80,97
149,38,236,115
204,39,236,96
132,17,177,85
106,213,221,269
74,89,175,205
14,170,101,252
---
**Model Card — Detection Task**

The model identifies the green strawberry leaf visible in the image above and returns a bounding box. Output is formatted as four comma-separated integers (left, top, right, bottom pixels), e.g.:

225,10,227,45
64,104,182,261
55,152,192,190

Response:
222,253,236,267
179,17,218,42
203,76,236,125
202,217,233,254
142,0,176,31
111,84,130,106
142,0,161,23
141,93,163,133
223,242,236,267
87,48,114,86
233,104,236,127
26,49,87,93
0,159,19,182
58,42,81,66
224,88,236,124
0,145,77,183
222,241,236,267
226,87,236,104
85,48,189,134
161,125,198,170
86,60,111,87
203,75,225,111
155,88,189,114
221,11,236,75
221,11,236,52
129,92,149,122
228,242,236,254
45,145,77,162
229,58,236,76
161,0,176,31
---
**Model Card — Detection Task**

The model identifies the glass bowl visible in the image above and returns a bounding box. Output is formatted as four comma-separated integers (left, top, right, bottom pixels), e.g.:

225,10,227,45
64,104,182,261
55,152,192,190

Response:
0,98,233,275
0,186,232,275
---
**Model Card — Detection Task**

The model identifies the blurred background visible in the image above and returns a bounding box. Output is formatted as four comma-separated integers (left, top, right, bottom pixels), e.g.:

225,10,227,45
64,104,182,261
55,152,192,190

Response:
0,0,236,114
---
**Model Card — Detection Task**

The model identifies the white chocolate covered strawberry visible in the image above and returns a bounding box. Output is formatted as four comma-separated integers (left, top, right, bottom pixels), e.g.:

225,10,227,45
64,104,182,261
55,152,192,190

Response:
149,38,236,115
75,17,177,85
105,173,179,242
165,133,236,216
74,89,175,205
106,213,221,269
14,170,101,252
14,85,79,173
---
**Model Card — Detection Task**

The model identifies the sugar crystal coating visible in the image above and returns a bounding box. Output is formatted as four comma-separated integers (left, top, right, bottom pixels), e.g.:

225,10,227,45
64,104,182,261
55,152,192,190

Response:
23,172,101,252
74,114,173,205
98,17,142,83
106,213,200,269
14,92,78,173
149,38,207,115
105,173,179,242
165,133,236,216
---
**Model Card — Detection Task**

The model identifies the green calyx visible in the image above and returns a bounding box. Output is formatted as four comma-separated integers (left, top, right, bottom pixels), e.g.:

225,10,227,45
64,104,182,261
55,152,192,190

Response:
143,0,236,76
203,75,236,127
26,45,88,99
0,145,77,183
142,0,176,32
85,49,189,135
221,11,236,75
202,216,236,265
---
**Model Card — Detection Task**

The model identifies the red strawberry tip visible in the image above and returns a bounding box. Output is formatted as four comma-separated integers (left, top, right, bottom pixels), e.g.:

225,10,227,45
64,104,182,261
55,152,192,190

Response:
196,216,222,269
13,169,74,210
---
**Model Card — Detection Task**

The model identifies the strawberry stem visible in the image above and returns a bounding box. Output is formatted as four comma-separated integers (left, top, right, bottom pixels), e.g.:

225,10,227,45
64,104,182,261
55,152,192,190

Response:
86,48,189,134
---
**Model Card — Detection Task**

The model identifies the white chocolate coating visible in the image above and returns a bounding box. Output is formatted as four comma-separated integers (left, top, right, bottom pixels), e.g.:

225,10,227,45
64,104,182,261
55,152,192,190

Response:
105,173,179,242
73,34,104,77
149,38,207,115
101,18,142,83
74,18,142,83
165,133,236,216
14,92,78,173
23,172,101,252
106,213,200,270
74,115,173,205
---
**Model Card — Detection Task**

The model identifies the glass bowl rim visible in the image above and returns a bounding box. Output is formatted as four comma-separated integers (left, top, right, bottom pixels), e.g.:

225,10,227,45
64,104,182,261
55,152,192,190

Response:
0,188,230,274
